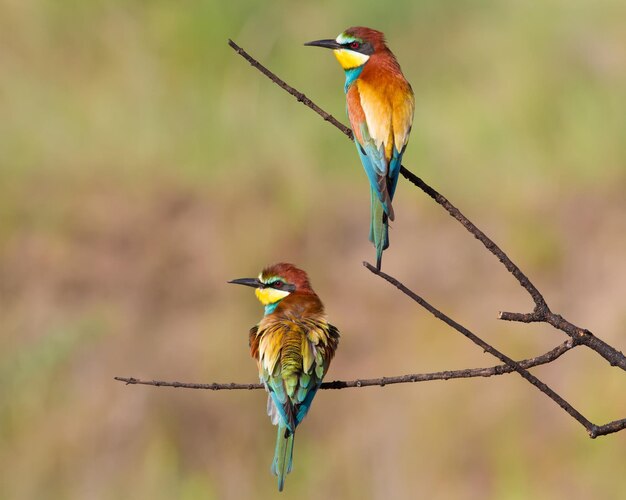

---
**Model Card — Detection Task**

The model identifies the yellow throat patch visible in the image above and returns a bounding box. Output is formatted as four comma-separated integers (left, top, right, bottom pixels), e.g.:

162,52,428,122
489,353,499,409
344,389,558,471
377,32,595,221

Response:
255,287,290,306
333,49,369,70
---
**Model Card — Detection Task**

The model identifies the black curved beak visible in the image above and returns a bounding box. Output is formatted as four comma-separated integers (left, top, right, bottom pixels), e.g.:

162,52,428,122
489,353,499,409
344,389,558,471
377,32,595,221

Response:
228,277,262,288
304,39,342,50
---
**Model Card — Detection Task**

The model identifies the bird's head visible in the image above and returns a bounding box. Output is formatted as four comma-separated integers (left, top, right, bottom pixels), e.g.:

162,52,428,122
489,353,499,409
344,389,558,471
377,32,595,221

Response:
305,26,386,70
228,263,313,314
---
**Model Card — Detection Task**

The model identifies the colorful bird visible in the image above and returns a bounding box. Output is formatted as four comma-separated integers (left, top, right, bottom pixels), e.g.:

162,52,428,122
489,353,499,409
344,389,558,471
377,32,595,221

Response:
305,27,415,269
228,263,340,491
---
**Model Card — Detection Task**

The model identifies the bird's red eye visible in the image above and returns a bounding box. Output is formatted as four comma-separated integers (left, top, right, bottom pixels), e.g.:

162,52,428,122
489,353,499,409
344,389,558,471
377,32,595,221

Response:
273,281,283,288
350,41,360,50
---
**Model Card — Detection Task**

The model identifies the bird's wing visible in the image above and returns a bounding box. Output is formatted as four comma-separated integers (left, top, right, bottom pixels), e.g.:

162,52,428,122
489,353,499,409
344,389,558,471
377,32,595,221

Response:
256,323,295,431
388,87,415,197
249,325,260,360
391,84,415,155
294,321,340,425
347,83,394,219
259,320,339,430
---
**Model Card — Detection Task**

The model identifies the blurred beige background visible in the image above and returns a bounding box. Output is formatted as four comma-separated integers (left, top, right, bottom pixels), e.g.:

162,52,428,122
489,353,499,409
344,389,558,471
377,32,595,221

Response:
1,1,625,499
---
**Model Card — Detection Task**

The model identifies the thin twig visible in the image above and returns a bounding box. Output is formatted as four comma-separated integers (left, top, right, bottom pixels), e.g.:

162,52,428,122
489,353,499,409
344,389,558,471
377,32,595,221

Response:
500,310,626,369
228,39,353,140
113,339,574,391
115,378,263,390
361,263,625,438
362,262,602,435
397,168,548,311
592,418,626,438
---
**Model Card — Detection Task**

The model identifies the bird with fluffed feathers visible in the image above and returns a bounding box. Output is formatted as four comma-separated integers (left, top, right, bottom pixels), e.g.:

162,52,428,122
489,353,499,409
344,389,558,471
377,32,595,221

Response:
306,27,415,270
229,263,340,491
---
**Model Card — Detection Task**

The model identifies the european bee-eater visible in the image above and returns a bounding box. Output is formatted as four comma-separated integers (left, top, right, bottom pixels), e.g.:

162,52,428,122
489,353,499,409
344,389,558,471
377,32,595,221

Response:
306,27,415,269
229,263,340,491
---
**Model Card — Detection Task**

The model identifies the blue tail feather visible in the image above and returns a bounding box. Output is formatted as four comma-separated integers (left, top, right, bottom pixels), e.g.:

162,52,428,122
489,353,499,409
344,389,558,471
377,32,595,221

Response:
370,188,389,270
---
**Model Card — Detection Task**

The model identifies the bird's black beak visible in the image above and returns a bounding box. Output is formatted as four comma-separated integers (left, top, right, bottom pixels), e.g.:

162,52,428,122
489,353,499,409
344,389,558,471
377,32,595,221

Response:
228,277,262,288
304,39,342,50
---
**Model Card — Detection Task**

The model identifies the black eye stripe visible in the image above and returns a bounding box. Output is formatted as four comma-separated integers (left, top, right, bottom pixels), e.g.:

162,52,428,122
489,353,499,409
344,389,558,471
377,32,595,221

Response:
262,279,295,292
343,41,374,56
266,280,285,289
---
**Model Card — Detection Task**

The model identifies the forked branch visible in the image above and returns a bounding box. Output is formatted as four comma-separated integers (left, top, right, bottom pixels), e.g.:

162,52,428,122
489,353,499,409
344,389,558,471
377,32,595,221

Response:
362,263,625,438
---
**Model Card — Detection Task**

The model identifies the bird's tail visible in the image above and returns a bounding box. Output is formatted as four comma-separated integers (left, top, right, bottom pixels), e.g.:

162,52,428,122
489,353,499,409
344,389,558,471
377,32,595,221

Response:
369,188,390,270
271,425,294,492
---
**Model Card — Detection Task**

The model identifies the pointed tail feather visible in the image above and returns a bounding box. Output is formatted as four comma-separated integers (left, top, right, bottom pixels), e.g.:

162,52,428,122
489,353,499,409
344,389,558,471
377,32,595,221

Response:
369,189,390,270
271,425,294,492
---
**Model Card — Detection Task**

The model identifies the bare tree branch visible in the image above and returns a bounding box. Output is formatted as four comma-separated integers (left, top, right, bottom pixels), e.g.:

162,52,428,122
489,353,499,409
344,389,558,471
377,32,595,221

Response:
592,418,626,438
499,310,625,369
362,262,626,438
114,40,626,440
228,39,354,140
113,338,573,390
399,168,625,370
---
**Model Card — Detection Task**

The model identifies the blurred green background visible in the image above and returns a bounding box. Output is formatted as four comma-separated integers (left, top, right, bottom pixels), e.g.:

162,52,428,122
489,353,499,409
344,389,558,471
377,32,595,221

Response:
1,0,625,499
